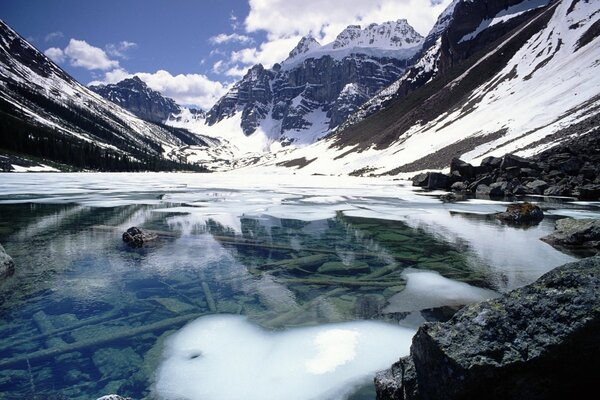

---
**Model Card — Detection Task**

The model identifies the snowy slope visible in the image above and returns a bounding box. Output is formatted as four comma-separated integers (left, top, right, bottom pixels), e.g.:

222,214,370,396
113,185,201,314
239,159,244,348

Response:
0,20,221,170
238,0,600,176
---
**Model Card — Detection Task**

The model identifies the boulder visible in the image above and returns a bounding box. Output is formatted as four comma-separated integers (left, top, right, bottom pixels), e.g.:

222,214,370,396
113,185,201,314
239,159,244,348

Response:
96,396,133,400
541,218,600,249
578,184,600,200
450,181,467,192
411,173,429,187
525,180,549,195
122,227,157,248
0,243,15,278
425,173,449,190
376,256,600,400
496,202,544,224
543,185,571,197
489,182,511,198
450,158,475,180
499,154,534,170
480,156,502,170
475,184,490,196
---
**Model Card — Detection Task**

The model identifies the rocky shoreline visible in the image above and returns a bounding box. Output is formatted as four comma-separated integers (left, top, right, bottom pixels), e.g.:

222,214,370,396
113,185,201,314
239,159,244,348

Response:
412,130,600,201
375,255,600,400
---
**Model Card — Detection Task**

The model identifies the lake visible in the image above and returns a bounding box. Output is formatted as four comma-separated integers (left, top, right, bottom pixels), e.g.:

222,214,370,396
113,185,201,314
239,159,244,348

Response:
0,172,597,400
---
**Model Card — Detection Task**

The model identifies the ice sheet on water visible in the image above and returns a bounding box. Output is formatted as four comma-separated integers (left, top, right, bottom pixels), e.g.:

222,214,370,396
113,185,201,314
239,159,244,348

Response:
383,269,498,313
154,315,415,400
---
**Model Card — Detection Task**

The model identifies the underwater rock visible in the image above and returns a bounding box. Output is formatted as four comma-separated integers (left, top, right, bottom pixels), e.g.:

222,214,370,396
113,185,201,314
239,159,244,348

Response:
541,218,600,250
375,256,600,400
495,202,544,224
0,243,15,278
122,227,157,248
93,347,142,380
0,244,15,278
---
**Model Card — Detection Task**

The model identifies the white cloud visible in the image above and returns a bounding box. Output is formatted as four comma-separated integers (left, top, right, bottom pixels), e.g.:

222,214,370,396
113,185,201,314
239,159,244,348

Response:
106,41,138,59
230,36,301,68
209,33,254,45
245,0,452,41
90,69,227,110
44,31,64,43
210,0,451,76
59,39,120,70
44,47,66,63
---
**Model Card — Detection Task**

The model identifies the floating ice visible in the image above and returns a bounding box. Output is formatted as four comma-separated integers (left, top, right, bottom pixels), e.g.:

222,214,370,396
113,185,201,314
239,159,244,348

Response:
154,315,415,400
383,270,498,313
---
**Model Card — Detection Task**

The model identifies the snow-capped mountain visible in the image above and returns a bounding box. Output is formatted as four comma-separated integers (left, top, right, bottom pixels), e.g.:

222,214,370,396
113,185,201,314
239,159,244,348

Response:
0,20,219,171
199,19,424,148
247,0,600,176
89,76,182,124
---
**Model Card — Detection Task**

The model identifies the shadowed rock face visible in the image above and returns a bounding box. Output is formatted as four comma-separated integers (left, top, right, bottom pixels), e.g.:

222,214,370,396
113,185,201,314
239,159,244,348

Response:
90,76,181,124
376,255,600,400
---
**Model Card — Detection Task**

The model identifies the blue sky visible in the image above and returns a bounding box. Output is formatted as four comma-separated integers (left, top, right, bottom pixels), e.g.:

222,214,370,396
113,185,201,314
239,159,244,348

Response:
0,0,451,109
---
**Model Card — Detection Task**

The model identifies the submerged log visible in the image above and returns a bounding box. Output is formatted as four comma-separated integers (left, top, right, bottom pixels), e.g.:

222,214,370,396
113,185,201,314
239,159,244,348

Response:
0,312,205,369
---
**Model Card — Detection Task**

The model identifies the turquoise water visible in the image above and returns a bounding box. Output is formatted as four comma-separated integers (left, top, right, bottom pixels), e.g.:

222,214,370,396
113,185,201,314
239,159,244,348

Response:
0,173,594,400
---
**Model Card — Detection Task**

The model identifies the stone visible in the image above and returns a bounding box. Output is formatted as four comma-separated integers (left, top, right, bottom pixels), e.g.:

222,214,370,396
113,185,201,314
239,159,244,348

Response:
496,202,544,224
475,184,490,196
425,172,449,190
0,243,15,278
543,185,571,197
499,154,534,170
411,173,429,187
317,261,370,276
541,218,600,249
450,181,467,192
122,227,157,248
480,156,502,170
468,176,492,192
525,180,549,195
376,256,600,400
489,182,510,198
450,158,475,179
96,396,132,400
577,184,600,200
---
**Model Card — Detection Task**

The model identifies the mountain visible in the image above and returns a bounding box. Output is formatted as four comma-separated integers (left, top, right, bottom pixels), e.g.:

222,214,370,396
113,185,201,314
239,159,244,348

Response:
0,20,218,172
89,76,182,124
251,0,600,176
201,19,424,147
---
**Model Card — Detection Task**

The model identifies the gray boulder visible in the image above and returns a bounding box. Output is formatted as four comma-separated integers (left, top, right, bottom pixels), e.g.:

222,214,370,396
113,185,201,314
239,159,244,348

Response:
0,243,15,278
525,180,549,195
541,218,600,250
376,256,600,400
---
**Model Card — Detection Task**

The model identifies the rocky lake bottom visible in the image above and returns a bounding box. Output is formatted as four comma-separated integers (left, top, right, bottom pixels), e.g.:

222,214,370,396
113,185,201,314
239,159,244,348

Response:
0,172,598,400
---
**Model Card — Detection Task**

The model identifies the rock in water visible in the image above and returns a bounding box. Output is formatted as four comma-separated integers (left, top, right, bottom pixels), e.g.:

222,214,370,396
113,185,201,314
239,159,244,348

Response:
496,202,543,224
0,243,15,278
541,218,600,250
122,227,157,248
375,256,600,400
96,396,132,400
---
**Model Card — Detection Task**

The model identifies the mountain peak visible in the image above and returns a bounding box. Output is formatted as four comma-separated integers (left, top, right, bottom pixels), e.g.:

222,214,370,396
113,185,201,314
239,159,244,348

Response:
288,36,321,60
332,19,424,50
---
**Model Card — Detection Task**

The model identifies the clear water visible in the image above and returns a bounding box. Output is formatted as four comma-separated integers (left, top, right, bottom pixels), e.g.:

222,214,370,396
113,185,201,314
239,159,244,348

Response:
0,173,596,400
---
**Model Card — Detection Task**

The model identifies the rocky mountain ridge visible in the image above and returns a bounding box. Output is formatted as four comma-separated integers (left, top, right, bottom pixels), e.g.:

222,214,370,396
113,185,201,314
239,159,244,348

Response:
89,76,183,124
202,19,424,145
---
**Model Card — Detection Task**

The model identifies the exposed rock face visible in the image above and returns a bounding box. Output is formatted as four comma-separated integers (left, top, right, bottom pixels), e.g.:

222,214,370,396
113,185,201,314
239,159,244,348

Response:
344,0,549,129
122,227,157,248
90,76,181,123
96,395,132,400
496,202,544,224
541,218,600,250
206,20,423,142
0,243,15,278
376,256,600,400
